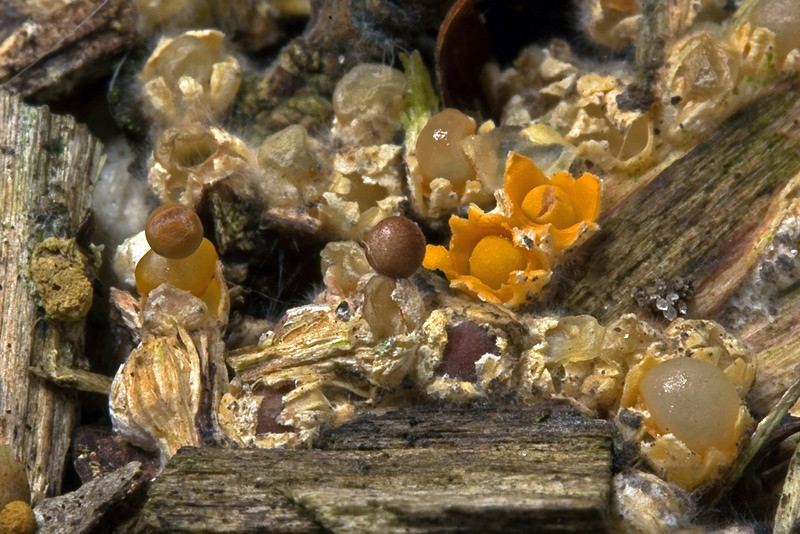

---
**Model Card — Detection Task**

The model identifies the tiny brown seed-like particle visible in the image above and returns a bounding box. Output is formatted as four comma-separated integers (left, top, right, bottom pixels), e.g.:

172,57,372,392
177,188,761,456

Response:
436,321,497,382
364,216,426,279
145,203,204,259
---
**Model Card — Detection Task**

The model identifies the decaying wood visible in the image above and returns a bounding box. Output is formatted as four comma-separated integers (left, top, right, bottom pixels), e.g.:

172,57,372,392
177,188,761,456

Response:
736,287,800,416
562,79,800,323
0,90,104,501
136,406,613,533
0,0,141,102
35,461,143,534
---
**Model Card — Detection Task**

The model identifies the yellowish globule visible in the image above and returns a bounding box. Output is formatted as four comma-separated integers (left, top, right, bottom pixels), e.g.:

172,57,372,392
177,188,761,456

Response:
521,185,577,229
639,357,740,454
468,235,526,290
135,237,218,298
415,108,476,189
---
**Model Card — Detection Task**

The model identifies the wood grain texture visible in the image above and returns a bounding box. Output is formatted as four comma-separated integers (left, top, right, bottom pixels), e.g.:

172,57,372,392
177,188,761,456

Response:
135,406,613,533
0,90,104,501
0,0,140,102
562,79,800,322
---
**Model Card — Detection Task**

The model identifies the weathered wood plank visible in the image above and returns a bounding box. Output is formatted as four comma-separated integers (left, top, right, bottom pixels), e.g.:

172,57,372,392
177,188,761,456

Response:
135,407,613,533
0,0,141,102
0,90,104,501
562,79,800,322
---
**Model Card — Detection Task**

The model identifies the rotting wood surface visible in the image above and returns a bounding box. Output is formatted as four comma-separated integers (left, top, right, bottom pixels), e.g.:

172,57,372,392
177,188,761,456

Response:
562,78,800,323
0,90,104,501
0,0,141,102
135,406,613,533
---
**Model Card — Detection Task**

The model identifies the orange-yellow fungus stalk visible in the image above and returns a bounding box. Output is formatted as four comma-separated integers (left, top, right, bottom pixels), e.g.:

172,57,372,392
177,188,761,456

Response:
423,206,551,307
501,152,601,254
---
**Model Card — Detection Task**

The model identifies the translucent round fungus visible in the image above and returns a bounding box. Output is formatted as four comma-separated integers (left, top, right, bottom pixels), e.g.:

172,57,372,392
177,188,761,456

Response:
639,357,741,453
415,108,476,189
436,322,497,382
364,216,426,279
521,185,577,228
145,204,204,259
469,235,526,290
747,0,800,61
333,64,406,128
135,238,218,297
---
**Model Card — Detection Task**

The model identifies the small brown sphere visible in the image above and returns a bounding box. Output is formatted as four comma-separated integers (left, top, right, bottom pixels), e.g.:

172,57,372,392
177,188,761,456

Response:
364,216,426,279
436,322,497,382
145,203,204,259
255,386,293,434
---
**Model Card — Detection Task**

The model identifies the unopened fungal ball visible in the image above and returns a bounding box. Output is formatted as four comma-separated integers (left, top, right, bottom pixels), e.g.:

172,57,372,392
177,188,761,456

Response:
0,501,35,534
135,238,218,298
145,203,204,259
0,447,30,512
639,357,741,453
415,108,476,189
364,216,426,279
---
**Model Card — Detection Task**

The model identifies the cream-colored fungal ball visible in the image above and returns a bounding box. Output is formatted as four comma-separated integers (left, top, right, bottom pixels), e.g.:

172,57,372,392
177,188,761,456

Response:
332,64,407,145
746,0,800,61
140,29,241,127
639,357,740,454
415,108,477,189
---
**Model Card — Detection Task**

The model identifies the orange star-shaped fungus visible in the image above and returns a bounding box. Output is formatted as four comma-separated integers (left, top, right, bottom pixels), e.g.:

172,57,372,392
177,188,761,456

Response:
500,152,601,255
423,205,551,307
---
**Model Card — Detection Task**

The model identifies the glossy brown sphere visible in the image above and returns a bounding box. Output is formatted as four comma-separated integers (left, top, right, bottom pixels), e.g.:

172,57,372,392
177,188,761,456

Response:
145,203,204,259
364,216,426,279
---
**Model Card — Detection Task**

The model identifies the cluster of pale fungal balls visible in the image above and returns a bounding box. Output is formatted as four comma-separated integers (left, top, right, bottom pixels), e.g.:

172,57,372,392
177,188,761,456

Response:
134,203,221,309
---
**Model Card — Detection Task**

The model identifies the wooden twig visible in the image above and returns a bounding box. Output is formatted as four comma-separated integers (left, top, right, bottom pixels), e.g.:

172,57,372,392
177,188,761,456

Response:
0,0,141,102
562,79,800,322
0,90,104,501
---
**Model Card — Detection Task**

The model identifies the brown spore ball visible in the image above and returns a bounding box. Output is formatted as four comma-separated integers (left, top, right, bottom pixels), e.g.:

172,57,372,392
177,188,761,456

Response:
436,322,497,382
255,386,293,434
145,203,204,259
364,216,426,279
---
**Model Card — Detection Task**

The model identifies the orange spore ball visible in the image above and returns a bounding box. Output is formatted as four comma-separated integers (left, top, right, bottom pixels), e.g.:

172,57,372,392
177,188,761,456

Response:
145,203,204,259
135,237,218,298
468,235,526,290
415,108,476,189
639,357,741,454
0,501,36,534
364,216,426,279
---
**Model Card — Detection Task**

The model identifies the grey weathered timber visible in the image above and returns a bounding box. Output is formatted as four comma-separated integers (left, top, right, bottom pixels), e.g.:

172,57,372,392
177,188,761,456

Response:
562,79,800,322
135,406,613,533
0,90,104,501
35,461,143,534
0,0,141,102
